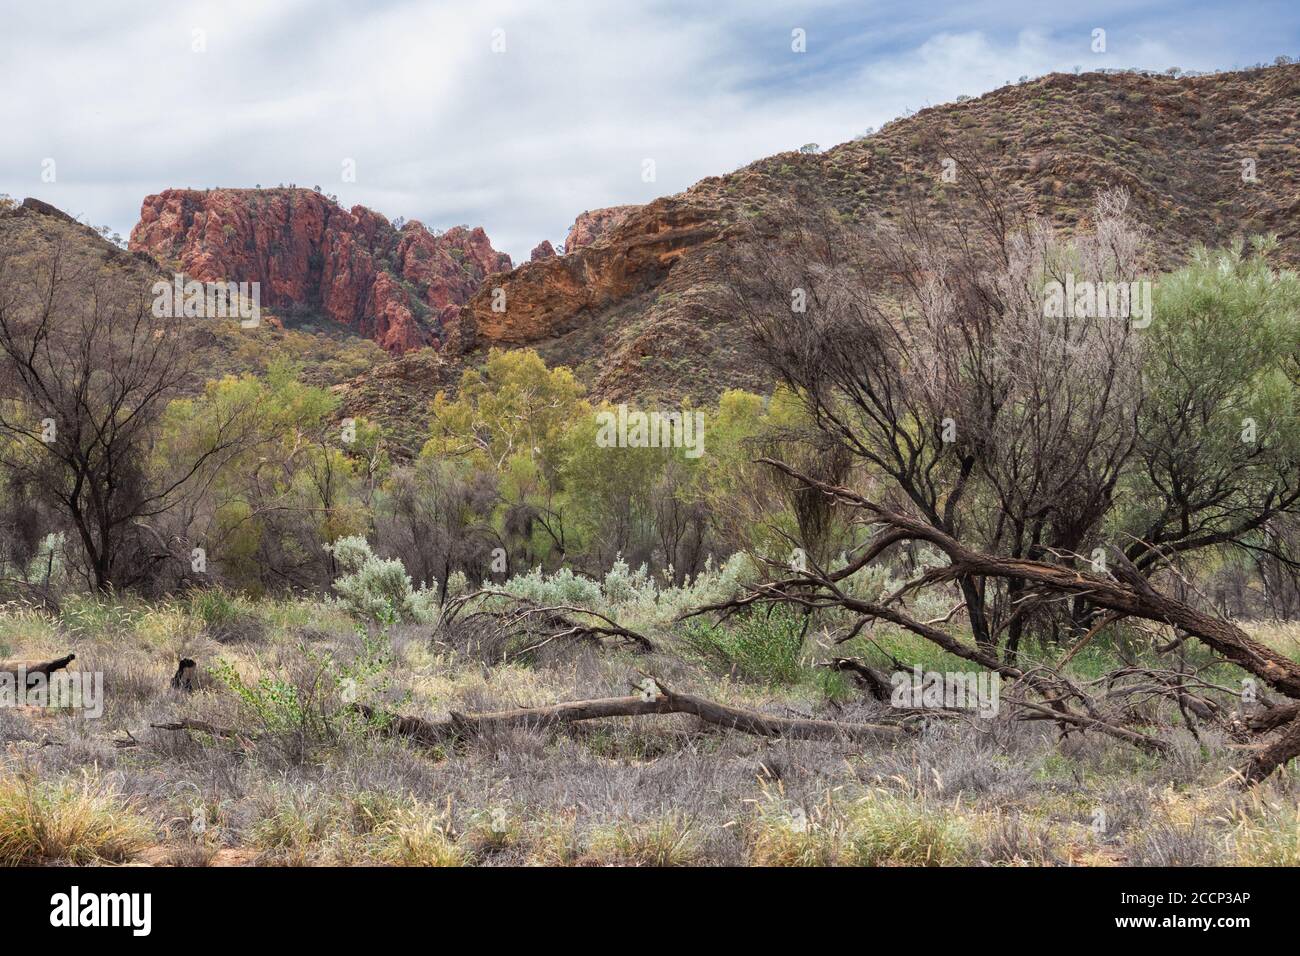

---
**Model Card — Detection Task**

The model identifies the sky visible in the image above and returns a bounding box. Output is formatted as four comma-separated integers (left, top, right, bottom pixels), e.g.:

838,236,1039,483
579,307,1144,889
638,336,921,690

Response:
1,0,1297,263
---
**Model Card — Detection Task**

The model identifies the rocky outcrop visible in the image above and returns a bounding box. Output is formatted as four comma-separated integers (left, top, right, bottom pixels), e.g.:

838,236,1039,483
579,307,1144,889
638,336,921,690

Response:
331,348,457,458
447,198,719,351
445,65,1300,403
129,188,511,353
564,205,639,252
529,240,556,261
18,197,78,224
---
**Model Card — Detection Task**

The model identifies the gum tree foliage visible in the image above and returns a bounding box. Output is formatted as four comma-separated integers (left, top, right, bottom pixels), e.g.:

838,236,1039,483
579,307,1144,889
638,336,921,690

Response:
1119,238,1300,583
425,348,587,572
156,363,381,593
417,348,832,589
692,386,855,570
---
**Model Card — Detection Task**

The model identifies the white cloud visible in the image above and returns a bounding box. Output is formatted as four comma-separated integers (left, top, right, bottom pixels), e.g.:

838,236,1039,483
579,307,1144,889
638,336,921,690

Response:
0,0,1283,262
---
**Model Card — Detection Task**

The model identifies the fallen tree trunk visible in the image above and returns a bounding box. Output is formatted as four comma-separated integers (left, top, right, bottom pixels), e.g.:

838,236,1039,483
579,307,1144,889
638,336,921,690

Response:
1247,701,1300,733
1242,711,1300,784
150,719,238,738
1006,696,1169,754
0,653,76,686
738,458,1300,783
357,683,905,748
828,657,894,701
758,457,1300,700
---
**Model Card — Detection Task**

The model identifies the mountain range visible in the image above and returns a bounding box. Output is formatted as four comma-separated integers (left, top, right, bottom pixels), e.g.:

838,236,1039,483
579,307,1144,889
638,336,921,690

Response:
6,62,1298,455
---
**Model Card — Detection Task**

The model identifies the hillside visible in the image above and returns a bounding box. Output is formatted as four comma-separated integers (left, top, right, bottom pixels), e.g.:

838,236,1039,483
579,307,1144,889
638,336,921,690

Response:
0,197,390,395
447,63,1300,403
11,63,1300,446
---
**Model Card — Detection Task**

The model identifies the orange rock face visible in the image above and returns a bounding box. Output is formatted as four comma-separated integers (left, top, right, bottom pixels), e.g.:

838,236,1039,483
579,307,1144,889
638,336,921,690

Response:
129,188,511,353
447,197,718,351
564,205,639,252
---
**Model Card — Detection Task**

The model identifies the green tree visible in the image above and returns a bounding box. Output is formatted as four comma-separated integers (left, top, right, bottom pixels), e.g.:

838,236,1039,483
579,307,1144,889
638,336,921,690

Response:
1118,238,1300,577
158,362,373,591
424,349,589,572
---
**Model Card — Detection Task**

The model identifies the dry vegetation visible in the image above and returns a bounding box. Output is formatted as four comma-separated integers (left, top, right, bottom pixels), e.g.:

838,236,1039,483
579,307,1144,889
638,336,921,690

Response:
0,67,1297,871
1,589,1298,867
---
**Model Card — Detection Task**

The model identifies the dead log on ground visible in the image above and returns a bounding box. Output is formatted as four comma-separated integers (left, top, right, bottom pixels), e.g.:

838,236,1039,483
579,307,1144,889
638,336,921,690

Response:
356,681,904,748
443,590,655,656
0,653,76,686
1242,711,1300,784
828,657,894,701
150,719,239,738
1247,701,1300,733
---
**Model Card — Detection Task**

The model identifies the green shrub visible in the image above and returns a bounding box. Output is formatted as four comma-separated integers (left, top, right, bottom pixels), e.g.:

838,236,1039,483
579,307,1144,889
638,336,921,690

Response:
684,605,807,685
211,623,402,752
327,536,435,624
500,565,602,610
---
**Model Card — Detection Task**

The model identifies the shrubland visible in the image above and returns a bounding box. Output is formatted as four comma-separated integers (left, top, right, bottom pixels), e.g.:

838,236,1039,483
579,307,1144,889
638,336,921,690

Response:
0,170,1296,865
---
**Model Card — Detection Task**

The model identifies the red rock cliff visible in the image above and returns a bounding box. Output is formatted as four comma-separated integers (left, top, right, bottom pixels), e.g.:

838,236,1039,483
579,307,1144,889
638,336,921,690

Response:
447,197,719,351
564,205,639,252
129,188,511,352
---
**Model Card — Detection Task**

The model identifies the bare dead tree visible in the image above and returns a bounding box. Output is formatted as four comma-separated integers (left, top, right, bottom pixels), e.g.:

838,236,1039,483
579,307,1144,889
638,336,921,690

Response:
441,588,655,659
378,457,499,602
0,237,259,591
708,136,1300,782
719,160,1148,659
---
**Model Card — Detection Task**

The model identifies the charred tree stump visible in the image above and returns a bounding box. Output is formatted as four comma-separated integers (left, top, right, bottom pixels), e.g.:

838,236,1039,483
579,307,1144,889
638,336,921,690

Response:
171,658,196,692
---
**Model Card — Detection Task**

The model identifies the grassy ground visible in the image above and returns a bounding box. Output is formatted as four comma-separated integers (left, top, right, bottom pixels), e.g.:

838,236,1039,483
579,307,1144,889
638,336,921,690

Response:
0,590,1297,867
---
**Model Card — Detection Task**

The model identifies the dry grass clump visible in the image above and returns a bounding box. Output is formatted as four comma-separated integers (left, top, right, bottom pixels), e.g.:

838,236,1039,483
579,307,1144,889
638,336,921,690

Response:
0,771,155,864
524,812,585,866
1226,793,1300,866
461,806,526,858
249,787,466,866
748,786,972,866
972,811,1063,865
367,809,465,867
841,791,973,865
582,812,704,866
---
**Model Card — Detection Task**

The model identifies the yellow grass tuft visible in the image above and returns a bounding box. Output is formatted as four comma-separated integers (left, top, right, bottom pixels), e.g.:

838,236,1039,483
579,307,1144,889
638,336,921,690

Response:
0,772,155,865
